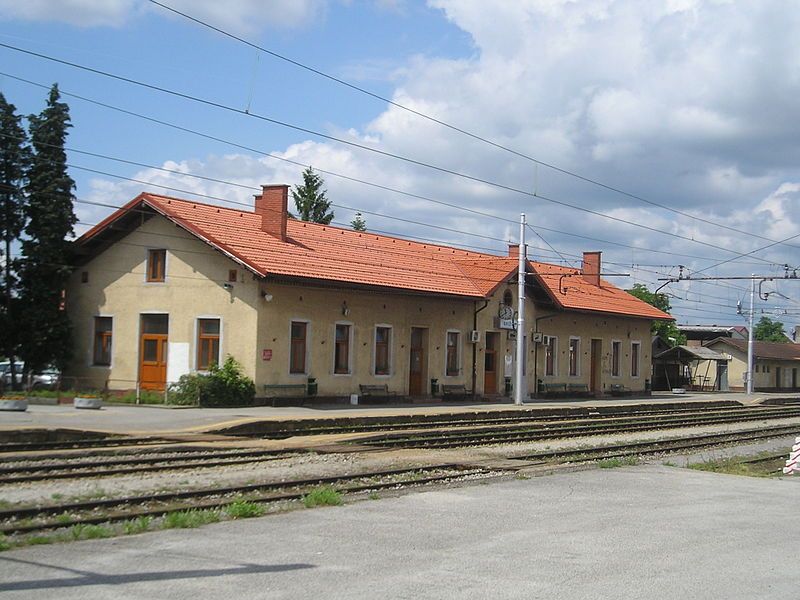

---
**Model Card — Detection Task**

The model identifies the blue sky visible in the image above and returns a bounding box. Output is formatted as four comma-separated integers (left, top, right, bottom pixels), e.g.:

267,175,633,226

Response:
1,0,799,331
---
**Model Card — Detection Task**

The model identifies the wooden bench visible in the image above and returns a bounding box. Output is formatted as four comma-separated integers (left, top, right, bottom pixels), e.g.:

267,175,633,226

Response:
359,384,397,401
567,383,590,394
440,384,470,400
609,383,632,397
540,383,567,396
263,384,306,397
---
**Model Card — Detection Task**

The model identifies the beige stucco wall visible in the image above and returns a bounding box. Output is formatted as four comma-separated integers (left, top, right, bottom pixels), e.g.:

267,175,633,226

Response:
705,342,800,390
66,214,656,397
66,217,260,391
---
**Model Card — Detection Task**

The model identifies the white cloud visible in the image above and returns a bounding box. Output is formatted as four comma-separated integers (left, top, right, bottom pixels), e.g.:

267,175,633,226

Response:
0,0,327,33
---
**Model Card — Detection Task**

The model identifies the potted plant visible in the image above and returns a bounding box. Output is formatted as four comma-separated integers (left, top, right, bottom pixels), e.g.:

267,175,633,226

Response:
74,392,103,410
0,392,28,412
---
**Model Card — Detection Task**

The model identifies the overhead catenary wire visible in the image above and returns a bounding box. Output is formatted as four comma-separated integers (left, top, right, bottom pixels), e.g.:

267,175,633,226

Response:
2,43,799,265
147,0,800,252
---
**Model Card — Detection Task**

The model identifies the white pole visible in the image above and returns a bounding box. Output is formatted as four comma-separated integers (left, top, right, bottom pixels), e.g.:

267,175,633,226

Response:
747,274,755,395
515,213,526,405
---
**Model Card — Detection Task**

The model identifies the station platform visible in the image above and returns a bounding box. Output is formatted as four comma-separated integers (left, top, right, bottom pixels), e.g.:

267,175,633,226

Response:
1,391,797,437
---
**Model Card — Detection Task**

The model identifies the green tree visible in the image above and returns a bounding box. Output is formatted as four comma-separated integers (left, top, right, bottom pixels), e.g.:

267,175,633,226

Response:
19,84,77,371
291,167,334,224
0,92,31,387
626,283,686,346
350,212,366,231
753,316,788,342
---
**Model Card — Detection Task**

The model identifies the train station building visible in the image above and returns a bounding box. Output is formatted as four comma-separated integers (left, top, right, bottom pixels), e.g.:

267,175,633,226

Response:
65,185,671,400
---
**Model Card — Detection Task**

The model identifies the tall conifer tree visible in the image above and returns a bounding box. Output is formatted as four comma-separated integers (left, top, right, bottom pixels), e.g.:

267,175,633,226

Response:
0,92,31,385
20,84,77,371
292,167,334,224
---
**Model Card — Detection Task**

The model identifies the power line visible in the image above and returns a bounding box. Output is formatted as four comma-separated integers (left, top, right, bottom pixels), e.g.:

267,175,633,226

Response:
2,43,798,267
148,0,800,252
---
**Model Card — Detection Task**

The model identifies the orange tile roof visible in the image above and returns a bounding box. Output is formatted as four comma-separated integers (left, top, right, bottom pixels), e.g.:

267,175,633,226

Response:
77,192,672,320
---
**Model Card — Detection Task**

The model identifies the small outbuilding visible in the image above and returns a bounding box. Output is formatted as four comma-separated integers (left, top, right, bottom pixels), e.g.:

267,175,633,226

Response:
652,345,730,391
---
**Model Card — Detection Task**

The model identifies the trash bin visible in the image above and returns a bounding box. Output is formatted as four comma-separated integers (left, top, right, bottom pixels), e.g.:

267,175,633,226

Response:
430,378,438,396
307,377,317,397
504,377,512,397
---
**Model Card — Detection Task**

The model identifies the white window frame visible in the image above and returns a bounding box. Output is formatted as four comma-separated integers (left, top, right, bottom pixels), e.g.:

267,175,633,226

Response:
445,329,462,378
143,248,168,284
194,315,223,373
288,319,311,377
631,340,641,378
332,321,354,376
568,336,581,378
611,339,622,378
89,314,114,368
544,335,558,377
373,324,393,377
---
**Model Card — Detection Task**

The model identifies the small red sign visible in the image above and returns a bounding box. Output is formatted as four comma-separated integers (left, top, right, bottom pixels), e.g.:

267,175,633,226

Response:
262,349,272,361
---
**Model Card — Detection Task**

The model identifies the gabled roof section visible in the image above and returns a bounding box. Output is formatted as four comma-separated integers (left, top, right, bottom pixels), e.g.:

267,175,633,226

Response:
529,261,672,321
706,337,800,361
76,191,674,321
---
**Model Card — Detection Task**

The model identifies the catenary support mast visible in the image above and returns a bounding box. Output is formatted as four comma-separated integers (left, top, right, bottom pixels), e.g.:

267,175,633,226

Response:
515,213,526,405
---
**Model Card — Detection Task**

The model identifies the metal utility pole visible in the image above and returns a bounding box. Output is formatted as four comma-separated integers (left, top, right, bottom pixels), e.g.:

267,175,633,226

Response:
747,274,755,395
515,213,526,405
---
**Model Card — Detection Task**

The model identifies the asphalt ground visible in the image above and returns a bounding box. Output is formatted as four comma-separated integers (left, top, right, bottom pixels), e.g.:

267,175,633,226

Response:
2,391,797,436
0,464,797,599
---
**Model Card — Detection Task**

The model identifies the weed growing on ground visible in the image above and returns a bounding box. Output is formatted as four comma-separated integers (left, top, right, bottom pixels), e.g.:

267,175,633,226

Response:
0,499,12,510
51,493,64,501
515,472,531,480
0,534,11,551
163,509,220,529
303,486,343,508
225,500,265,519
123,516,153,535
686,451,786,478
597,456,639,469
368,492,380,500
27,535,54,545
55,512,73,525
82,525,112,539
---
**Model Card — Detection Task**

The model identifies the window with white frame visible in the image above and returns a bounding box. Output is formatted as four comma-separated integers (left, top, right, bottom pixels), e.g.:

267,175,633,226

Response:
446,331,460,376
612,340,621,377
374,326,391,375
545,336,557,376
569,337,580,377
290,321,307,374
197,318,220,370
631,341,641,378
93,316,112,366
334,323,351,374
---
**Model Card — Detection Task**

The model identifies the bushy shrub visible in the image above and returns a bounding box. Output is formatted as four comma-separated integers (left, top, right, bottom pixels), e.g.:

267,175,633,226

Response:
167,373,207,406
201,356,255,407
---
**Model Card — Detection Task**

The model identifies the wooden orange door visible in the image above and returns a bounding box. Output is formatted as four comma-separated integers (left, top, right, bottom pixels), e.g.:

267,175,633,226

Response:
140,314,169,391
409,328,424,396
484,332,498,394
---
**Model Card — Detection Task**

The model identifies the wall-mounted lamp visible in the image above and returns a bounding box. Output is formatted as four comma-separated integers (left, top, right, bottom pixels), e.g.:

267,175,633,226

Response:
341,301,350,316
261,290,273,302
222,282,234,290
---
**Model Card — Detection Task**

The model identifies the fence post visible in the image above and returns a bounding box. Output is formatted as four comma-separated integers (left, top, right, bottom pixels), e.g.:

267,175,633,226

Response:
136,382,141,405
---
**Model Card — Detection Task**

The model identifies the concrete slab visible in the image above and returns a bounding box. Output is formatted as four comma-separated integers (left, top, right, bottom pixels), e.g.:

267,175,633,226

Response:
0,391,796,436
0,465,797,599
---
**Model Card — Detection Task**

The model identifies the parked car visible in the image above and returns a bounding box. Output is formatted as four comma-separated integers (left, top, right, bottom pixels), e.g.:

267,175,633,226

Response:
1,362,60,391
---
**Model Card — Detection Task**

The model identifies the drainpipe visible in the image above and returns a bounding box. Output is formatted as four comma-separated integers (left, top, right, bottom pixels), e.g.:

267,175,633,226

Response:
532,312,559,399
472,299,490,399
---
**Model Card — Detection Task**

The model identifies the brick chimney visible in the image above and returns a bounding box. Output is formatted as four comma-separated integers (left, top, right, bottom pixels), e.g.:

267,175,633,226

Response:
582,251,601,286
254,184,288,241
508,243,519,258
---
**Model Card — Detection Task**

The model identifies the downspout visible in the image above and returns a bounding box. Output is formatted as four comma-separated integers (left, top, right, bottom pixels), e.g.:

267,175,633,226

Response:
532,312,559,399
472,299,490,399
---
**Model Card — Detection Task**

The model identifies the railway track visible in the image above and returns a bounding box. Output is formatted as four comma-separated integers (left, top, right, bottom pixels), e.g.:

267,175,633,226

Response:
356,406,800,449
1,423,795,538
0,447,301,484
0,464,493,536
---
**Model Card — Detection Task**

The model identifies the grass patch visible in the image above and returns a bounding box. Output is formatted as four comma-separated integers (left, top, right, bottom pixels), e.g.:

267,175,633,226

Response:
0,534,11,551
162,509,220,529
515,472,531,480
123,516,153,535
68,523,112,540
687,451,787,478
597,456,639,469
27,535,54,545
55,512,73,525
0,499,12,510
368,492,380,500
303,486,343,508
112,390,166,404
225,500,265,519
